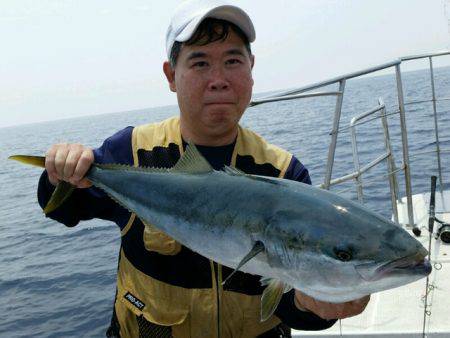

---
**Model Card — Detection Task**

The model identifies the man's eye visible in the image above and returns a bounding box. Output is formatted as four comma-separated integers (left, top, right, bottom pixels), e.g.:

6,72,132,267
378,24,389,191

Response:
226,59,242,65
193,61,208,68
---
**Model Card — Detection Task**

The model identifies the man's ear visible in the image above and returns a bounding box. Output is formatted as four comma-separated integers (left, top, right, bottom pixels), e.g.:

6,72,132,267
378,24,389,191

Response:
250,55,255,86
163,61,177,92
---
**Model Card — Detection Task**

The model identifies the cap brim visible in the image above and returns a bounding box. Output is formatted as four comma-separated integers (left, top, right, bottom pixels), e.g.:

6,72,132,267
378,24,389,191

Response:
175,5,255,43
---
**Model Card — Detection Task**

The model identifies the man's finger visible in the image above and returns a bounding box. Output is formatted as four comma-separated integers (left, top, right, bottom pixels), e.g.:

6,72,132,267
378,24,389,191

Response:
45,146,61,185
77,178,93,189
64,148,82,182
337,297,370,319
355,295,370,305
71,149,94,186
45,146,57,176
54,145,69,180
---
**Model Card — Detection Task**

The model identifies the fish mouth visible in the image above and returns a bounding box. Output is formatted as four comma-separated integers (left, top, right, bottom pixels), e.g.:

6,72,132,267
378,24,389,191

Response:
356,251,432,282
377,252,431,276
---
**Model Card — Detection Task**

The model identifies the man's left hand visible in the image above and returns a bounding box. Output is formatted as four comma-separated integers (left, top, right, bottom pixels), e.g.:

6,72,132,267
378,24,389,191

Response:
294,290,370,320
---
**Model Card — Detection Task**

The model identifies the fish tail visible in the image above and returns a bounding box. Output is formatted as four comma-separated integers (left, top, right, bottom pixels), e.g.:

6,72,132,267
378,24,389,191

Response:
9,155,75,214
8,155,46,168
43,181,75,214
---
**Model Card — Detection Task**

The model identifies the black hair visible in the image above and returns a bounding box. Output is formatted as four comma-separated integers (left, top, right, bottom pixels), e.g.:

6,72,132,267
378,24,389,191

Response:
169,18,252,67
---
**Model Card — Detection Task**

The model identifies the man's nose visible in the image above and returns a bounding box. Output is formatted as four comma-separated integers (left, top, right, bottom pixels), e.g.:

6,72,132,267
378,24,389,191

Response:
208,66,229,91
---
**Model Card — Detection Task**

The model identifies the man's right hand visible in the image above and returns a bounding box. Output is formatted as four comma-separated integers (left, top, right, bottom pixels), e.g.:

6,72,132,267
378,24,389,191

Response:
45,143,94,188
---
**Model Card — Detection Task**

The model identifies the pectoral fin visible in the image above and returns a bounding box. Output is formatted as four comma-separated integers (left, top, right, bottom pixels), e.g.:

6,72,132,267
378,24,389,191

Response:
260,278,292,322
222,241,265,286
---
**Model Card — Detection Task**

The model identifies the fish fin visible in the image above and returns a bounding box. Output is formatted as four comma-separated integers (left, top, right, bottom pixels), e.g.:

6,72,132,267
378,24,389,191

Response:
95,163,167,173
223,166,246,176
260,277,292,292
248,175,281,185
8,155,75,214
260,278,292,322
171,143,213,174
224,166,280,186
259,276,272,287
8,155,46,168
43,181,76,214
222,241,265,286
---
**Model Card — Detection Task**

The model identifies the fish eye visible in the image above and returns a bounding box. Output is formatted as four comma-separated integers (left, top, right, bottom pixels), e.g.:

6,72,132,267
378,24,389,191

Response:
333,247,353,262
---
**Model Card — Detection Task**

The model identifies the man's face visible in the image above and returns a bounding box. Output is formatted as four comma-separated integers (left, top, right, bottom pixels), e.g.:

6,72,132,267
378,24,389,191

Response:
164,29,254,144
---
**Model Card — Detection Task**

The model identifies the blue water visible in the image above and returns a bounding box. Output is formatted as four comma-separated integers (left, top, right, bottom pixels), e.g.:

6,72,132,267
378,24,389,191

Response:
0,67,449,337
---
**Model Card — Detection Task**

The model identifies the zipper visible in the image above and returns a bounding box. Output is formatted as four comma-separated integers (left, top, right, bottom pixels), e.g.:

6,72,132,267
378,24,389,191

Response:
211,261,222,338
217,263,222,338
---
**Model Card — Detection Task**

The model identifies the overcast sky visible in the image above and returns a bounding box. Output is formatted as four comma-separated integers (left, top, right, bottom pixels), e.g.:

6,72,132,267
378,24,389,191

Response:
1,0,450,128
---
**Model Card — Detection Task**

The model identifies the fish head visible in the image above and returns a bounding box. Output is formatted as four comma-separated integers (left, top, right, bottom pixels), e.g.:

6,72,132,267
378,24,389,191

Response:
269,188,431,302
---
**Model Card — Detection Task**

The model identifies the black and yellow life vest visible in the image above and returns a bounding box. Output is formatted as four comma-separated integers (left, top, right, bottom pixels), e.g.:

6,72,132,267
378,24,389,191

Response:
114,116,293,338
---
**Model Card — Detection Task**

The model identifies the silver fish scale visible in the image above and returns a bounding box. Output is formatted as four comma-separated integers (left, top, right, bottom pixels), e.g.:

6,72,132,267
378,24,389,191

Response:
86,163,431,303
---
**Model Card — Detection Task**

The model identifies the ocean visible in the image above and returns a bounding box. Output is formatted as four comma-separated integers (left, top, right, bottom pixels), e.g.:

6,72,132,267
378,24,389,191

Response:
0,66,449,337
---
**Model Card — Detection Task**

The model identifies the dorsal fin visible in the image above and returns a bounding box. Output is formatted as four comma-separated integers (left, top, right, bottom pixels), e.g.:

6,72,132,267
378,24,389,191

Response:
223,165,246,176
171,143,213,174
224,166,280,185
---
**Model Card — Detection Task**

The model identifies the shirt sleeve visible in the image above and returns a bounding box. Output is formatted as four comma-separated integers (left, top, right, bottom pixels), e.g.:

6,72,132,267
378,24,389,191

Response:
283,155,312,185
37,126,134,229
275,289,337,330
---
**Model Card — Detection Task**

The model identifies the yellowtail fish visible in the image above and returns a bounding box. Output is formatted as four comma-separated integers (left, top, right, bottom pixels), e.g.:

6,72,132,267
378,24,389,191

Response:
9,145,431,321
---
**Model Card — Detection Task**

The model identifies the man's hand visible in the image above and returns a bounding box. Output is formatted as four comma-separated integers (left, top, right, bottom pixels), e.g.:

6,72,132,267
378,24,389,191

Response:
45,143,94,188
294,290,370,320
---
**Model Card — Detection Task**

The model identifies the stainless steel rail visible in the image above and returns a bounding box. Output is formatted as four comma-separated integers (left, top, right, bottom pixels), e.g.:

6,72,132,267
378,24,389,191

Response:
257,60,400,100
318,99,400,223
395,64,414,226
250,50,450,226
249,91,342,107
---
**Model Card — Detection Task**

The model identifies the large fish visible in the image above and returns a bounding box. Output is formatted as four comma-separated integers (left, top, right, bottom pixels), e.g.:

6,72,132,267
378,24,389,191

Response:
10,145,431,321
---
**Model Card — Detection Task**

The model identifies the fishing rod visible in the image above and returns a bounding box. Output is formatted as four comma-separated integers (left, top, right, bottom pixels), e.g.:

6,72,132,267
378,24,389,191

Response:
421,175,437,338
415,174,450,243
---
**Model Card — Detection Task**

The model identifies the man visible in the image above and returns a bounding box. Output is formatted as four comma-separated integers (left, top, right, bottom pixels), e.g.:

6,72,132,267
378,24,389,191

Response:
38,1,369,337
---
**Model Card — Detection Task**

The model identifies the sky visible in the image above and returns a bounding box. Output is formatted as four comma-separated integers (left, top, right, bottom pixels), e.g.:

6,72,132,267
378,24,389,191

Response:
1,0,450,128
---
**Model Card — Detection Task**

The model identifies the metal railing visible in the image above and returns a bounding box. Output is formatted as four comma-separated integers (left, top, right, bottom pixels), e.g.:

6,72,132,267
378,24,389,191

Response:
250,50,450,226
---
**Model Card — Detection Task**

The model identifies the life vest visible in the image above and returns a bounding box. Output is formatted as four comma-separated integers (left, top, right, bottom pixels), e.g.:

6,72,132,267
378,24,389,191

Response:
114,116,293,338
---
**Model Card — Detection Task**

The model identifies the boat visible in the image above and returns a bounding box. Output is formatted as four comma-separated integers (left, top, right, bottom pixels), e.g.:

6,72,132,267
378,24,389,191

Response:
250,51,450,337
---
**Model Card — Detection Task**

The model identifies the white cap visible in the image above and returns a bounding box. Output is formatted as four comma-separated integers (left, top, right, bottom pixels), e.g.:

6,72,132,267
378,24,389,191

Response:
166,0,256,59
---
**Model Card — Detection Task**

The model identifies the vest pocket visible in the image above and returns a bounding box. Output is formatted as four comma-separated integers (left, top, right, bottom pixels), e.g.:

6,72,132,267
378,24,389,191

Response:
118,250,191,334
223,292,281,337
143,222,182,255
119,289,190,335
